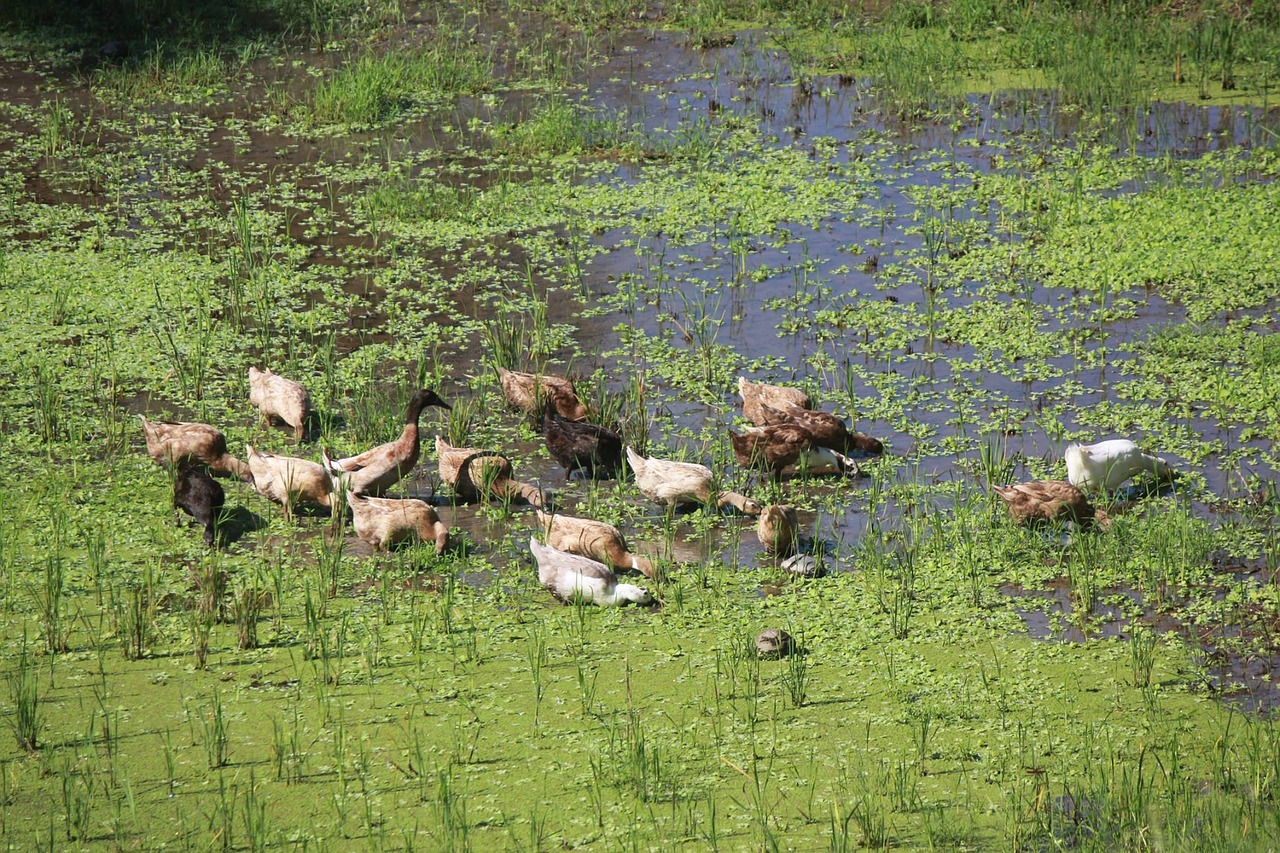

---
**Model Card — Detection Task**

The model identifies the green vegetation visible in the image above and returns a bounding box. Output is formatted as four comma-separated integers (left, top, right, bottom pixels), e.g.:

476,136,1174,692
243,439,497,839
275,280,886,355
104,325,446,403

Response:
0,0,1278,849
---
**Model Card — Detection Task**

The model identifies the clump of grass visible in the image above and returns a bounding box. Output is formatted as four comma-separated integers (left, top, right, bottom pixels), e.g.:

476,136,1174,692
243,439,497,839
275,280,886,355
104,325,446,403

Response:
40,97,73,160
364,175,480,223
491,97,639,159
779,628,810,708
7,633,41,752
310,36,493,126
115,564,156,661
31,555,70,654
201,689,231,769
231,573,268,651
859,25,963,118
94,45,232,99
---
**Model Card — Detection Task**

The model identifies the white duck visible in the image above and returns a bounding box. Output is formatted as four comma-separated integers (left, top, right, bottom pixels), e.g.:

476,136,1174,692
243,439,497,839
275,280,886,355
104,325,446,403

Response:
1065,439,1174,491
529,537,652,607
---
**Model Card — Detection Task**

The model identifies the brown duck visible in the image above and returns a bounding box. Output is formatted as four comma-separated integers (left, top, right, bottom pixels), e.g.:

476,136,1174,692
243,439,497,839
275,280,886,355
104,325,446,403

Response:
755,402,883,456
348,491,450,554
140,416,252,481
993,480,1111,530
324,388,450,496
730,423,861,479
738,377,811,425
435,436,544,507
535,509,655,578
543,412,623,480
498,367,589,421
756,504,800,555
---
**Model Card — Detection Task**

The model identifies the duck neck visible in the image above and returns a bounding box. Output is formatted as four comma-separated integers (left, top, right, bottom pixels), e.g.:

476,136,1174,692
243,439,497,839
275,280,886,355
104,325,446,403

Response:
716,490,757,514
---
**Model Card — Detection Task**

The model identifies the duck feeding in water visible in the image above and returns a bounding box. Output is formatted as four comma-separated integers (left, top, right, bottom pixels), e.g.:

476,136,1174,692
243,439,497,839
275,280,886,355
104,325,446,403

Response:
756,504,800,555
435,436,544,507
498,367,589,421
730,423,862,480
625,446,761,514
753,403,883,456
543,412,623,480
140,416,252,482
738,376,811,425
993,480,1111,530
248,367,312,440
1065,439,1174,492
173,461,225,547
535,509,656,578
246,445,333,521
529,537,653,607
347,491,450,555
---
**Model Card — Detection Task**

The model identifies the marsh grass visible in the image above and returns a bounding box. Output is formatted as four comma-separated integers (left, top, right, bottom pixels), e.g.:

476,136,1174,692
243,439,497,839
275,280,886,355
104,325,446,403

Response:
524,623,548,725
31,555,69,654
7,634,41,752
33,361,64,452
779,628,809,708
492,97,638,158
231,573,268,650
40,98,73,161
311,36,493,126
115,567,156,661
201,689,231,769
860,25,962,118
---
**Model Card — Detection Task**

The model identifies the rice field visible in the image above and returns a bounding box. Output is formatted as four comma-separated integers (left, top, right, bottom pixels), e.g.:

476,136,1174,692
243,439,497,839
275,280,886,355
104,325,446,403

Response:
1,1,1279,849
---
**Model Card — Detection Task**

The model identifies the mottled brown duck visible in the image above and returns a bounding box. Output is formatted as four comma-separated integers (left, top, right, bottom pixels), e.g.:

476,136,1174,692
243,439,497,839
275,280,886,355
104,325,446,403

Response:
498,367,589,421
140,416,252,481
435,436,544,507
993,480,1111,530
535,509,655,578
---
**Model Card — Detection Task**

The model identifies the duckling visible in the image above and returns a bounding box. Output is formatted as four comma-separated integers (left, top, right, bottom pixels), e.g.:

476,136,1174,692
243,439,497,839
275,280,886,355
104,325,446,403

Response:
535,509,655,578
246,445,333,521
140,416,252,481
755,402,883,456
435,436,544,507
324,388,450,496
993,480,1111,530
174,461,225,547
738,377,811,426
1065,439,1174,492
543,412,622,480
529,536,652,607
348,491,450,554
248,367,312,440
730,424,861,479
498,367,589,421
757,504,800,555
625,446,761,514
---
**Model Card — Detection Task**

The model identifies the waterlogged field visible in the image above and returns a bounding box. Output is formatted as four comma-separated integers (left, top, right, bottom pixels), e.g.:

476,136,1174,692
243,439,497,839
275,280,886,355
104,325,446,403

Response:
1,1,1279,849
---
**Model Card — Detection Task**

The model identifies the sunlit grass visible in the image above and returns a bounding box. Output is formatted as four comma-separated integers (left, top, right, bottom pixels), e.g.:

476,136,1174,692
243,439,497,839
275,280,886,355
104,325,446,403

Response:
310,37,493,126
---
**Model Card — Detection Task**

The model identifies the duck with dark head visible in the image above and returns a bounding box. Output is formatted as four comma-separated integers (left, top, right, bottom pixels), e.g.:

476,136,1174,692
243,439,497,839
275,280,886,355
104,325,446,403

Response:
325,388,450,496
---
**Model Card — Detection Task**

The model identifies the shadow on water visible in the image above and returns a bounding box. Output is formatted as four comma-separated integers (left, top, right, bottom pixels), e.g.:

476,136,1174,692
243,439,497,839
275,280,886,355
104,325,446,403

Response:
218,506,269,545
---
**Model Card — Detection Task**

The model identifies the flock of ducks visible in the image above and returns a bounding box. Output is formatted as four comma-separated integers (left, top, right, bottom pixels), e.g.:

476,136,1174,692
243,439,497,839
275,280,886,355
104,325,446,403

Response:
141,366,1176,607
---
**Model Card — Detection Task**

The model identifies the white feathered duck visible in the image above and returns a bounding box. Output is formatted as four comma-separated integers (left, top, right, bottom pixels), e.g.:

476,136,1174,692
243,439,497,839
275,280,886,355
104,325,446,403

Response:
529,536,653,607
1065,439,1174,492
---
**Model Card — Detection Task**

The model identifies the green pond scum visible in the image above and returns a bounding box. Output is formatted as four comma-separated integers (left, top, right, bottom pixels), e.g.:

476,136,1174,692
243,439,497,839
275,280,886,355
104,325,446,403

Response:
1,0,1279,849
